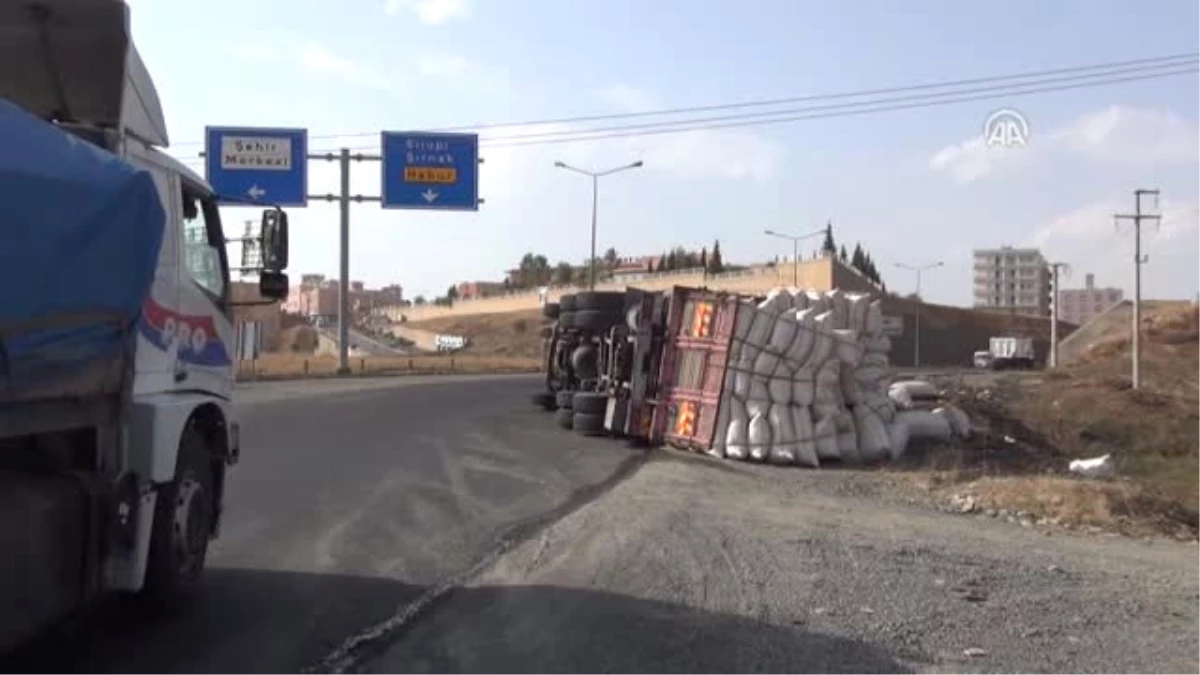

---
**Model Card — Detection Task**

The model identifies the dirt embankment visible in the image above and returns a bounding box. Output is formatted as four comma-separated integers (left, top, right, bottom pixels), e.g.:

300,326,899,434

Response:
892,304,1198,540
407,308,550,359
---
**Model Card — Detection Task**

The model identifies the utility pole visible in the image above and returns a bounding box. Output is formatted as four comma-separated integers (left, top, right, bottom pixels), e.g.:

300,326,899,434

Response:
554,160,644,290
764,227,825,287
895,260,944,368
1114,188,1160,389
1047,261,1069,368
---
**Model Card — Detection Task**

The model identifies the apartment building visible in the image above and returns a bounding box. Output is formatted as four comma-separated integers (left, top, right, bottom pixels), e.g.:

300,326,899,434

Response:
1057,273,1123,325
972,246,1052,317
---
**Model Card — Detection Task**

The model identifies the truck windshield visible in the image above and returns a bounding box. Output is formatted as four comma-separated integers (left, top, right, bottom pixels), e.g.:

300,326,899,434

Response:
181,186,230,309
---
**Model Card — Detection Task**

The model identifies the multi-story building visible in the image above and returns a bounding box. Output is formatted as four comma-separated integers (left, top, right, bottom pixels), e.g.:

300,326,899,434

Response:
972,246,1052,317
1057,273,1123,325
456,281,508,301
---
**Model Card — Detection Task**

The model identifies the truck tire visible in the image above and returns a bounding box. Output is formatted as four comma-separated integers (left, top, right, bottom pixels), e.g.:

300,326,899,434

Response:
554,408,574,429
532,390,555,410
542,302,560,319
572,391,608,415
573,291,625,312
572,412,605,436
141,422,213,605
559,294,577,312
555,390,574,410
574,309,622,333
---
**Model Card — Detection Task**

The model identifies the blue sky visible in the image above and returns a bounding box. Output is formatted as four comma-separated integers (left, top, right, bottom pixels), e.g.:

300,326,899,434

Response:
128,0,1198,304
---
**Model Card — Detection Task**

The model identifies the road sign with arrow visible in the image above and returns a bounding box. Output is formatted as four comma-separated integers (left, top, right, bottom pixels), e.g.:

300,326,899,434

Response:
380,131,479,211
204,126,308,207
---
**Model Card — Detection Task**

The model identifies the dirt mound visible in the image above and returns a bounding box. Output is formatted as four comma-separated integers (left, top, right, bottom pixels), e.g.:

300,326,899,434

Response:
924,303,1199,539
408,308,550,359
270,325,319,353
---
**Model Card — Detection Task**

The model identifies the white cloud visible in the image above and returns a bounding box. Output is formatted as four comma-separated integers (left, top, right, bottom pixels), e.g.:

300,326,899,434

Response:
383,0,470,24
226,41,392,92
1050,105,1200,165
930,105,1199,184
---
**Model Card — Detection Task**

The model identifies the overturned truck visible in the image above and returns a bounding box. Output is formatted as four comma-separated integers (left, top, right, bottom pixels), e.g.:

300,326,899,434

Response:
533,286,967,465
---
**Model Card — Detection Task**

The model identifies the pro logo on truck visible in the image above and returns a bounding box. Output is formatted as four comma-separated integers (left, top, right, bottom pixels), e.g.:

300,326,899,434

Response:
138,299,231,367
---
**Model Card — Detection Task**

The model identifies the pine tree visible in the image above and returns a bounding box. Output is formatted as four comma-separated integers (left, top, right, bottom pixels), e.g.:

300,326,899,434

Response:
839,244,848,263
658,252,668,272
851,243,864,271
821,221,836,257
709,239,724,273
700,247,708,270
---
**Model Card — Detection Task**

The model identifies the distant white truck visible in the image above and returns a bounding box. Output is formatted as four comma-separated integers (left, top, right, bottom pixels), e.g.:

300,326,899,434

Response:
981,336,1036,370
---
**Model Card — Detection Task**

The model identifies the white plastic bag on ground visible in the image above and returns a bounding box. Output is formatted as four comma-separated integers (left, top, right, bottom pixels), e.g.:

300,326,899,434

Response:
898,409,952,441
813,413,840,460
933,405,971,438
748,412,771,462
1068,454,1114,478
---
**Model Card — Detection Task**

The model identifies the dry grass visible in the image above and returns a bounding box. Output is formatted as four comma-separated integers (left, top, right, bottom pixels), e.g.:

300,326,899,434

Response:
407,308,550,359
891,304,1199,539
236,352,541,380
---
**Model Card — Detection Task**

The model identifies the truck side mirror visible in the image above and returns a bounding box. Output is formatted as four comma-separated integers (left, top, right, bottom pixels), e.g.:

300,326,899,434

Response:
259,271,289,301
261,208,289,271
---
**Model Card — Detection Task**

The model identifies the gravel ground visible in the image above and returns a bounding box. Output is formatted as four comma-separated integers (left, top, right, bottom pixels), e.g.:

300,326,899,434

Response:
365,451,1199,674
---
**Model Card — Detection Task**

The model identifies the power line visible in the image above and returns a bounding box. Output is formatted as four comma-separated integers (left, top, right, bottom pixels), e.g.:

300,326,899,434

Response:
173,61,1195,165
171,51,1197,148
342,64,1197,153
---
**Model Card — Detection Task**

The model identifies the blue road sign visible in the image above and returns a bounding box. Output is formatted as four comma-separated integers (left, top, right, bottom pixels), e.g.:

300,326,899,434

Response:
380,131,479,211
205,126,308,207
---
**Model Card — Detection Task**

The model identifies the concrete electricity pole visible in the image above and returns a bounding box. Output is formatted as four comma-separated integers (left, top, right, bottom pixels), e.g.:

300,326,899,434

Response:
894,260,944,368
554,160,644,290
764,227,826,286
1047,261,1070,368
1114,188,1161,390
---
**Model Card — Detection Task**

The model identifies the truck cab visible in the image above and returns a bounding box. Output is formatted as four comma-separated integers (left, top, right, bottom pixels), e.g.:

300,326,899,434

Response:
0,0,288,652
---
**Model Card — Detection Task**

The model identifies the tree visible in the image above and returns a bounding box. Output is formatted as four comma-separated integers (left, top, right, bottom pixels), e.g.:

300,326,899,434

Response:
700,247,708,270
414,295,427,306
446,284,458,300
820,221,836,257
646,259,655,273
667,249,679,271
603,247,619,270
552,261,574,285
839,244,848,263
657,252,668,273
709,239,725,274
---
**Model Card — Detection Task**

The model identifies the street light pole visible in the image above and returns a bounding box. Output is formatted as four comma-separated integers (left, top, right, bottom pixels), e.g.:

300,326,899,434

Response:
894,261,944,368
763,228,826,287
555,160,644,291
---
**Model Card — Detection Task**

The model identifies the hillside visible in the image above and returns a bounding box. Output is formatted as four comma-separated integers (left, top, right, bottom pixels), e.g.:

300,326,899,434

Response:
408,308,550,359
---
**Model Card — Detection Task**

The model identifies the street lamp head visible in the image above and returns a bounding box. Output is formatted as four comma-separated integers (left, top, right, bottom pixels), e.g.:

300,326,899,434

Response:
553,161,566,168
764,229,776,236
631,160,644,168
934,261,945,268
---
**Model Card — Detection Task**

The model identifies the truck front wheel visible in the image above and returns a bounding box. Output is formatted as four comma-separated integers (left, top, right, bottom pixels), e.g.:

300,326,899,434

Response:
141,422,214,604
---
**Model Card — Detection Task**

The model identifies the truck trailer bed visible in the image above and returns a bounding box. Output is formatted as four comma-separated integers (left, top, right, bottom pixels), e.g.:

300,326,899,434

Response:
0,98,164,437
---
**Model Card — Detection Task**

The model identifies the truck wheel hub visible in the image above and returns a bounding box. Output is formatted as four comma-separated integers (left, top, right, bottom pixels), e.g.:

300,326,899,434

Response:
172,476,209,570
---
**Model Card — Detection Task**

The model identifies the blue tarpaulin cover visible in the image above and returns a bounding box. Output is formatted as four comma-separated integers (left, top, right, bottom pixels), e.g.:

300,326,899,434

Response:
0,97,165,398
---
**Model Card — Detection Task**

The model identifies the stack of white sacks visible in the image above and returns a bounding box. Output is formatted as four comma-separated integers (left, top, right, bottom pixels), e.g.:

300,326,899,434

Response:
707,287,962,467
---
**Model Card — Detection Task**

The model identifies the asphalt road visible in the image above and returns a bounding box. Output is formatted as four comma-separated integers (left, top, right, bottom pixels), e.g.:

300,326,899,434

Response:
320,326,409,356
2,374,640,673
